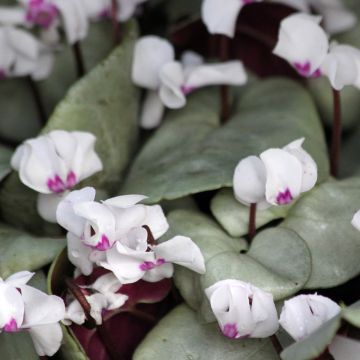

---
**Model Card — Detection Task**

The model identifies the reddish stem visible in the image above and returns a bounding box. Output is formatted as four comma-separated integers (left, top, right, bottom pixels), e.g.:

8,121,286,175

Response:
143,225,156,247
270,335,283,355
72,42,85,78
248,203,257,241
330,88,341,177
219,35,230,124
111,0,121,44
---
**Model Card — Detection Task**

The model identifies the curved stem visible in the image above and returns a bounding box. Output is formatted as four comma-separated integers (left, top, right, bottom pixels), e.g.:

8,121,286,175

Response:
111,0,120,44
72,42,85,78
143,225,156,247
270,335,282,355
330,88,341,177
220,35,230,124
248,203,257,241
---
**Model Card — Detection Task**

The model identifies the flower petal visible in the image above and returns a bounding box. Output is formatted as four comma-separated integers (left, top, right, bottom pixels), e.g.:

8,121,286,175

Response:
28,323,63,356
63,299,85,326
37,192,66,223
154,236,205,274
140,90,165,129
132,36,174,89
329,335,360,360
103,194,147,208
185,61,247,89
142,262,174,282
117,0,147,22
0,7,27,25
5,271,34,287
201,0,243,38
0,282,24,331
159,61,186,109
233,155,268,208
260,148,303,205
283,138,318,193
351,210,360,231
143,205,169,239
67,232,94,276
273,13,329,77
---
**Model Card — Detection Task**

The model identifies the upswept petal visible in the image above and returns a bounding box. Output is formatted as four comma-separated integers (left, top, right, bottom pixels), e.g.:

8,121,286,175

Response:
351,210,360,231
142,205,169,239
67,232,94,276
159,61,186,109
57,187,96,237
233,155,268,208
63,299,85,325
141,262,174,282
132,36,174,89
273,13,329,77
202,0,244,38
260,148,303,205
103,194,147,208
185,61,247,89
154,236,206,274
139,90,165,129
0,7,26,25
28,323,63,356
283,138,317,193
117,0,147,22
37,192,66,223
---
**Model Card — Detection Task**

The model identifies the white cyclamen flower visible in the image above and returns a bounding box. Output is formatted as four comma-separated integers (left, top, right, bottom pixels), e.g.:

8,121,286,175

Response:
273,13,329,78
64,272,128,325
132,36,247,129
101,230,206,284
205,279,279,339
351,210,360,231
233,138,317,207
0,271,65,356
11,130,103,223
0,25,53,80
279,294,341,341
56,187,169,273
201,0,263,38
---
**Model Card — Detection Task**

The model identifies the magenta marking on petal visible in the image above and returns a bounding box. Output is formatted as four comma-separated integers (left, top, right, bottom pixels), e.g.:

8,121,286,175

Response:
26,0,58,29
311,68,322,78
276,188,293,205
47,174,66,193
66,171,77,188
180,85,196,95
4,318,18,332
156,258,166,266
294,61,312,77
98,7,111,19
93,235,111,251
242,0,255,4
222,323,238,339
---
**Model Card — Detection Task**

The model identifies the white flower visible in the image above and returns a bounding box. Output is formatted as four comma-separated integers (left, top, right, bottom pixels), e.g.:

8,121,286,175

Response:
273,13,329,78
351,210,360,231
205,279,279,339
233,138,317,207
11,130,103,223
0,271,65,356
101,232,206,284
132,36,247,129
321,42,360,91
64,272,127,325
0,25,53,80
201,0,263,38
279,294,341,341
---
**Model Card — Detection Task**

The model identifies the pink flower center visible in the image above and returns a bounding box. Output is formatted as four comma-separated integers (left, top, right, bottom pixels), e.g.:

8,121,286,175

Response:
222,323,238,338
293,61,321,78
46,171,77,193
276,188,293,205
180,85,196,95
26,0,58,29
92,235,111,251
4,318,18,332
139,258,166,271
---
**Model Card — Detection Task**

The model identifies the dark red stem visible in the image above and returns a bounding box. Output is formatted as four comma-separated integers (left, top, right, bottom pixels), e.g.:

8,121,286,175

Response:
111,0,121,44
27,77,47,126
270,335,283,355
220,35,230,124
248,203,257,241
72,42,85,78
330,88,341,177
143,225,156,247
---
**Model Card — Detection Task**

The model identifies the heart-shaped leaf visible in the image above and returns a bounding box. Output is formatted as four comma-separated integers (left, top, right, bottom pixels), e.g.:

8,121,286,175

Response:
164,209,311,319
133,304,279,360
281,177,360,289
341,125,360,177
0,223,65,278
211,188,294,237
0,20,139,234
121,78,329,203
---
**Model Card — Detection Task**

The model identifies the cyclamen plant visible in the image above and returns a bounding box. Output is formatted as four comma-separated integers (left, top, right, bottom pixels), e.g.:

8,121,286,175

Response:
0,0,359,359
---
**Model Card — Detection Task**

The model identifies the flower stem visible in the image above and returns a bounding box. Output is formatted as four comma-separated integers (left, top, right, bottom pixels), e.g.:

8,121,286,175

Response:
143,225,156,246
219,35,230,124
330,88,341,177
270,335,282,355
72,42,85,78
248,203,257,241
27,77,47,126
111,0,121,44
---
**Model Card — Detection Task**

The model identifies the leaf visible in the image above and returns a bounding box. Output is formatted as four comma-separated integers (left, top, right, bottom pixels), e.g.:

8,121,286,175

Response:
0,20,139,233
121,78,329,203
133,304,279,360
164,209,311,318
0,223,65,278
341,124,360,177
211,188,293,237
342,300,360,328
0,145,12,183
0,331,39,360
280,314,342,360
281,177,360,289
